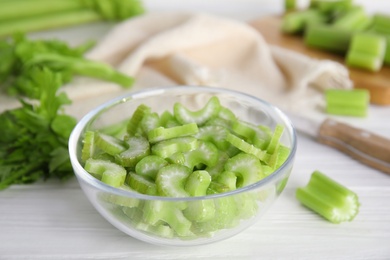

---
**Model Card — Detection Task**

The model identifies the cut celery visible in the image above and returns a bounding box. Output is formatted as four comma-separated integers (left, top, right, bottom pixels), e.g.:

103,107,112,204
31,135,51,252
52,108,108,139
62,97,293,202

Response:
115,136,150,168
127,104,151,136
140,112,161,135
151,136,198,158
371,13,390,35
95,132,127,156
282,9,328,34
224,153,264,188
296,171,360,223
176,140,219,170
174,96,221,125
84,158,126,187
184,170,212,197
81,130,95,162
266,124,284,155
196,125,231,150
216,171,237,191
135,155,168,180
126,172,157,195
147,123,199,143
333,6,368,31
346,33,386,72
325,88,369,117
156,164,191,197
103,185,140,208
304,24,352,54
142,200,193,237
226,133,269,162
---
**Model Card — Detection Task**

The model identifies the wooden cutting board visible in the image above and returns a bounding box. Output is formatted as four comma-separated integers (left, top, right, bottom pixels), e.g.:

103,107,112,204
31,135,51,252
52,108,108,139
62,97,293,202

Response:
250,16,390,106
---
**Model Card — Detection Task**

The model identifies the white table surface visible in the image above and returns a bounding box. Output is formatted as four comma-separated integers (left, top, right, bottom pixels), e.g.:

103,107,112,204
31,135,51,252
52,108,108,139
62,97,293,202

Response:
1,1,390,259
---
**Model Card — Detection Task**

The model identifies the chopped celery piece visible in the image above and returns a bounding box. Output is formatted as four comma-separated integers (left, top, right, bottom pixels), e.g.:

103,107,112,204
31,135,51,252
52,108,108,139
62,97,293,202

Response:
174,96,221,125
296,171,360,223
135,155,168,180
156,164,191,197
226,133,269,162
84,159,126,187
371,14,390,35
196,125,231,150
94,132,127,155
127,104,151,136
103,185,140,208
151,136,198,158
147,123,199,143
115,136,150,168
126,172,157,195
325,88,369,117
176,140,219,169
140,112,161,135
216,171,237,191
333,6,369,31
142,200,193,237
81,130,95,162
224,153,264,188
282,9,327,34
346,33,386,72
304,24,352,54
184,170,212,197
266,124,284,155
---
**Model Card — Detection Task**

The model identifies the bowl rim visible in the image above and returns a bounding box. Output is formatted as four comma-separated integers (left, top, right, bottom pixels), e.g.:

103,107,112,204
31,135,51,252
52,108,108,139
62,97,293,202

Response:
69,85,297,201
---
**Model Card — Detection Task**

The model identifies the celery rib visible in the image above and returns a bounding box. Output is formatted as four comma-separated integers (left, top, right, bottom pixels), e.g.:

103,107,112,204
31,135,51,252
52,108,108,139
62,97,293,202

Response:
296,171,360,224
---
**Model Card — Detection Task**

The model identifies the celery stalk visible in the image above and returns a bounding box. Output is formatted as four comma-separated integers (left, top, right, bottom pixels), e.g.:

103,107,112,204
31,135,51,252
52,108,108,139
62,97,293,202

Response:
0,10,101,38
304,24,352,54
282,9,328,34
325,89,369,117
333,6,370,31
346,33,386,72
296,171,360,223
371,14,390,35
0,0,82,21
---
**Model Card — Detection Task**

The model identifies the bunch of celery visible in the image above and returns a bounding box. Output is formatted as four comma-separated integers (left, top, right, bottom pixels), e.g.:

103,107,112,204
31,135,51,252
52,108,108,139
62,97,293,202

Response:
0,34,134,190
0,0,144,38
282,0,390,72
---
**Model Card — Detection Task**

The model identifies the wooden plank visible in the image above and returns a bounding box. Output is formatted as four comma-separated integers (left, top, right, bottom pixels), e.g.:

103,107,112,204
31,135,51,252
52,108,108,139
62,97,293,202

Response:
250,16,390,105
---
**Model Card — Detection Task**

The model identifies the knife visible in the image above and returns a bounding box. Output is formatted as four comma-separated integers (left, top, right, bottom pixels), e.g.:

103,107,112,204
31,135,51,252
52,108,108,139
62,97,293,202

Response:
287,113,390,175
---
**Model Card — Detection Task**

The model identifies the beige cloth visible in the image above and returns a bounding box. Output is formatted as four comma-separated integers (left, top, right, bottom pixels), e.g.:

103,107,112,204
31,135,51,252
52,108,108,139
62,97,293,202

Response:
0,12,352,118
83,12,352,116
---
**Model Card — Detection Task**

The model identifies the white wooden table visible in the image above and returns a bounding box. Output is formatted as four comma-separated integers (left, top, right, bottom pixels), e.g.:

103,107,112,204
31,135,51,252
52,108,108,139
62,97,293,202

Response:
1,1,390,259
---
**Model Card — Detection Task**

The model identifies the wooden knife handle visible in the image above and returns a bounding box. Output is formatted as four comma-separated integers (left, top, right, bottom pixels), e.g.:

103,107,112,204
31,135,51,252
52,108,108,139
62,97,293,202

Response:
318,119,390,175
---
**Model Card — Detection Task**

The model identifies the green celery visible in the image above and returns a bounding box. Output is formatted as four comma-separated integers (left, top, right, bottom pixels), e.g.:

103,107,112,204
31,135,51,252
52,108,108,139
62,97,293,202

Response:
333,6,370,31
304,24,352,54
282,9,328,34
325,88,369,117
346,33,386,72
296,171,360,223
0,0,145,38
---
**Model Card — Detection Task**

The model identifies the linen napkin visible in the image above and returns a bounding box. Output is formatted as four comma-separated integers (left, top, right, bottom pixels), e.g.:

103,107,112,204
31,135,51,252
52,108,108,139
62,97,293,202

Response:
0,12,353,118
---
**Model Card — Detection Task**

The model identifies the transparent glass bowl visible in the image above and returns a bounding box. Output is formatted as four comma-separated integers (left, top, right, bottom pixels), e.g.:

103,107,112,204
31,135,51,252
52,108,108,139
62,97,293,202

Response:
68,86,297,246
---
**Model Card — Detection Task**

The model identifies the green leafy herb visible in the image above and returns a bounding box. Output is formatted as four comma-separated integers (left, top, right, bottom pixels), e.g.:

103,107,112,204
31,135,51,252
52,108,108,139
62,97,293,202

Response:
1,34,133,98
0,67,76,190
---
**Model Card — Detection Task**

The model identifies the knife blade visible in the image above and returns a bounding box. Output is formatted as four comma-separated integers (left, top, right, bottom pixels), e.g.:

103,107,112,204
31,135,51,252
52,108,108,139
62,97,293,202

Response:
286,112,390,175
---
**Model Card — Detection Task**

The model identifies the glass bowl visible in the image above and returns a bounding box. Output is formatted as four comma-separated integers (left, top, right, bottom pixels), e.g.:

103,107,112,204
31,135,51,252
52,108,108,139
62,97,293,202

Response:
68,86,297,246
